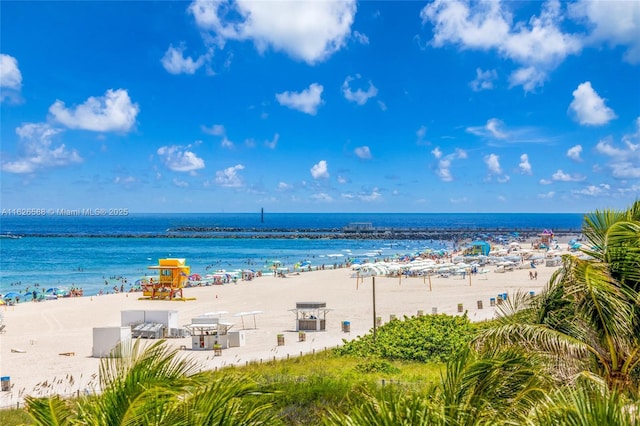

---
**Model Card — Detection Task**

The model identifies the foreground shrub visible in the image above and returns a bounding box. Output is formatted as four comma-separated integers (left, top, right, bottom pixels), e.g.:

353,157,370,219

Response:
334,314,475,363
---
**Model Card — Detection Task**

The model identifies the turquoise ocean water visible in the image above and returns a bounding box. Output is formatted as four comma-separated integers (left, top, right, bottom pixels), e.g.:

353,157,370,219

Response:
0,213,584,297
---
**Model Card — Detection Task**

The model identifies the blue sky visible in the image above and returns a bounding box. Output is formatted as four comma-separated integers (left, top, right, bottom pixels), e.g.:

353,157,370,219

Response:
1,0,639,213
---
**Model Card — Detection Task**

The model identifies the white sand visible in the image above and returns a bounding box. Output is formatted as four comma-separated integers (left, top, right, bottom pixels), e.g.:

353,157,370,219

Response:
0,262,557,408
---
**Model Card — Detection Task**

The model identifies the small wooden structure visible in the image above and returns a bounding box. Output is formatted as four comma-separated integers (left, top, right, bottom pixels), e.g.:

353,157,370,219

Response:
144,258,190,300
290,302,332,331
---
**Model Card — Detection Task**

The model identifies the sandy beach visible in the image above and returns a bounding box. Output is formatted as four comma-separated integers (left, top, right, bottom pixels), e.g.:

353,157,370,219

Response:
0,260,559,408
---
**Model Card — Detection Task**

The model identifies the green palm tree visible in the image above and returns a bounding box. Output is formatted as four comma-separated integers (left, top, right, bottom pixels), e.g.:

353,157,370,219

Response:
25,339,276,426
479,200,640,393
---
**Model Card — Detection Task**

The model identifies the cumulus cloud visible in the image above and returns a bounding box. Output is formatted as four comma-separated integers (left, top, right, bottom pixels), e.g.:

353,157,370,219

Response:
421,0,582,91
538,191,555,199
354,146,372,160
342,74,378,105
0,53,22,103
173,178,189,188
157,145,205,172
277,181,293,191
310,160,329,179
519,153,532,174
569,81,616,126
276,83,323,115
311,192,333,202
470,68,498,91
49,89,139,132
1,123,82,173
215,164,244,187
551,169,585,182
467,118,508,139
265,133,279,149
567,144,583,161
352,30,369,45
161,44,207,74
570,0,640,64
432,147,467,182
572,183,611,196
416,125,427,143
358,188,382,202
201,124,226,136
594,118,640,178
485,153,503,175
188,0,356,64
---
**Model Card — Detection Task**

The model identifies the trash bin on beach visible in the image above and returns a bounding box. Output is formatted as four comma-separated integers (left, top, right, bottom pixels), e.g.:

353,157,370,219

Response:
490,298,496,307
417,310,424,317
342,321,350,333
432,307,438,315
477,300,483,309
457,303,463,313
1,376,10,391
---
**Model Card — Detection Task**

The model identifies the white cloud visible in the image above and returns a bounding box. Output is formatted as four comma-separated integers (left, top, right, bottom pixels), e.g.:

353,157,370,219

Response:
157,145,205,172
0,54,22,103
276,83,323,115
432,147,467,181
352,30,369,45
310,160,329,179
358,188,382,202
311,192,333,202
519,153,532,174
538,191,555,199
220,136,234,149
421,0,582,91
540,178,552,185
188,0,356,64
215,164,244,187
354,146,372,160
1,123,82,173
417,125,427,142
570,0,640,64
202,124,226,136
264,133,279,149
436,158,453,182
567,144,583,161
173,178,189,188
342,74,378,105
161,44,207,74
49,89,139,132
485,153,503,175
337,175,348,184
551,169,585,182
569,81,616,126
277,181,292,191
470,68,497,91
572,183,611,197
467,118,508,139
595,120,640,178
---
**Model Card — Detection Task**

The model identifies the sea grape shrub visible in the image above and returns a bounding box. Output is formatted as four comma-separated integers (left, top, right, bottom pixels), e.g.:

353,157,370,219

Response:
335,314,475,363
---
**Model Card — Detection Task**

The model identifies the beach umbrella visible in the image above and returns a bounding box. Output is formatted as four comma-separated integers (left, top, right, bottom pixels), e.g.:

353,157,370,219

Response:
0,299,5,305
3,292,22,299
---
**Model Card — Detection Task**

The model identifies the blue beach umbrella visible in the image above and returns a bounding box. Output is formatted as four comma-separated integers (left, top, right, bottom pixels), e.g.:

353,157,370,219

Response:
3,292,22,300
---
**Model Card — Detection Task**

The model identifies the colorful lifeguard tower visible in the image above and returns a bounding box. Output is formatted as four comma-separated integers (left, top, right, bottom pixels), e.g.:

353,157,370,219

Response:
144,258,190,300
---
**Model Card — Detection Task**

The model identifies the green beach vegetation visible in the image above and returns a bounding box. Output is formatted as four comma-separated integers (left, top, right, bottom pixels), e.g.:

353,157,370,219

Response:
3,200,639,425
